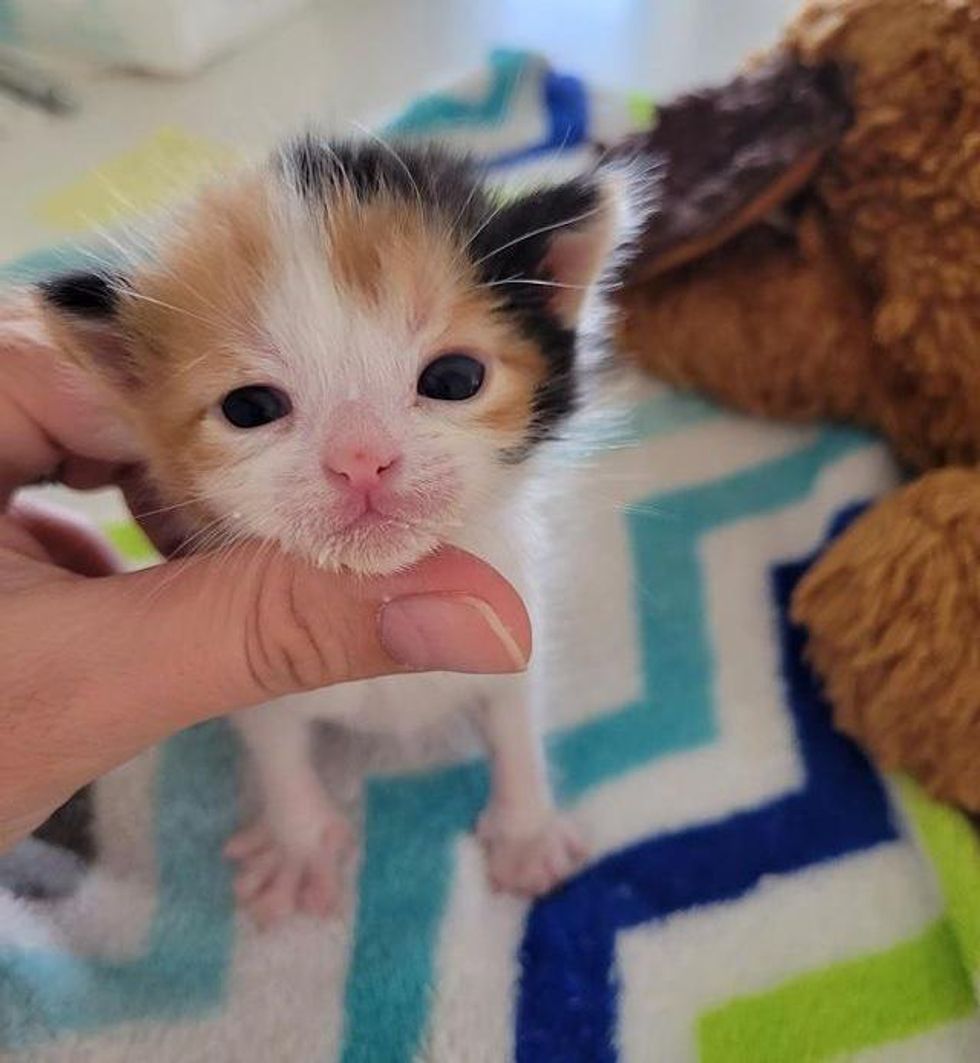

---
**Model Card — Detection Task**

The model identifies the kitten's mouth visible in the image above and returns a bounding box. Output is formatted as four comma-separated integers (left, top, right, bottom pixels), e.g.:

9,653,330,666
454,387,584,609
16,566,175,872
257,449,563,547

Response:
293,481,461,574
313,501,447,574
336,502,420,535
334,483,457,534
337,508,389,532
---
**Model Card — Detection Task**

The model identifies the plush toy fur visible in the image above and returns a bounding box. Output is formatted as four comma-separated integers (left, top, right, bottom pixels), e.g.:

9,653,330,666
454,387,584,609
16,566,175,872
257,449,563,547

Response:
798,469,980,808
614,0,980,810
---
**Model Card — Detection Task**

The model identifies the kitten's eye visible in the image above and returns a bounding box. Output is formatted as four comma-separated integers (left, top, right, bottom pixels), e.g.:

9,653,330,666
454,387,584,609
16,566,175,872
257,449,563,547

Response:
220,385,292,428
417,353,486,402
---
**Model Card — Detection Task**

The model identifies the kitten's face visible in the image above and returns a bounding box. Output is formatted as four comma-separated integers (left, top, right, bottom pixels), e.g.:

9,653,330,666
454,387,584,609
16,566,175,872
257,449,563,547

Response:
41,139,634,573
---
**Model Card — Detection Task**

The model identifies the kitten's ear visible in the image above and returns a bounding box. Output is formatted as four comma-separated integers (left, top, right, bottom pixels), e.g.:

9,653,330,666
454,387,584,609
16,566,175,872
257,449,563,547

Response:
37,270,138,389
479,165,646,327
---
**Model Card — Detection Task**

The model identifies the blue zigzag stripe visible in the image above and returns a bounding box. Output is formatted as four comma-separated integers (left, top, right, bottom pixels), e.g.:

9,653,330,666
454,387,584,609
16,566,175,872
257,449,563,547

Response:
515,504,897,1061
486,69,589,169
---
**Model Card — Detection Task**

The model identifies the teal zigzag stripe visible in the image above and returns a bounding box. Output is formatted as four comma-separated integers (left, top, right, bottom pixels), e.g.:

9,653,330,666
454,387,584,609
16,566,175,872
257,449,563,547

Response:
0,724,239,1046
385,48,533,136
0,245,95,287
0,0,15,43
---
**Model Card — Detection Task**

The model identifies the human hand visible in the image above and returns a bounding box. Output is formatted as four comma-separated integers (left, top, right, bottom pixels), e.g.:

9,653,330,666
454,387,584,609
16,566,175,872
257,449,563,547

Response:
0,297,530,850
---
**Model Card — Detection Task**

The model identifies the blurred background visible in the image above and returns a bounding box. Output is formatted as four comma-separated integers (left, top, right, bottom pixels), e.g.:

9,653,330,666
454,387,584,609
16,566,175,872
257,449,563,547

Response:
0,0,797,266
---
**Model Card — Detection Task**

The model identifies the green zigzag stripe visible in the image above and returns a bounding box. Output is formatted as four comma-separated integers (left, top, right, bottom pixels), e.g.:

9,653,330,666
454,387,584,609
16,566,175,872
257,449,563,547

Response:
696,781,980,1060
898,777,980,980
104,520,156,563
697,918,974,1062
626,91,656,127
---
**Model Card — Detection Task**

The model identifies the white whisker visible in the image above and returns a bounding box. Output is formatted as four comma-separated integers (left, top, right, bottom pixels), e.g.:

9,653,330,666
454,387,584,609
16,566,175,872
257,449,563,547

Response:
461,196,509,254
123,288,216,326
348,119,424,213
471,205,601,269
482,275,588,291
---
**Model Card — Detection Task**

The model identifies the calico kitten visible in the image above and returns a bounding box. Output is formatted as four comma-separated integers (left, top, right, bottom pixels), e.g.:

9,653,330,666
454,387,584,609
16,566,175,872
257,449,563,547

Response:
39,135,641,925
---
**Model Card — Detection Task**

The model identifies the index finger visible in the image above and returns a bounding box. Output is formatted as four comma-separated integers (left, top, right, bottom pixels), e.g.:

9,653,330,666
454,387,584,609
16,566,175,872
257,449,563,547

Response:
0,295,140,501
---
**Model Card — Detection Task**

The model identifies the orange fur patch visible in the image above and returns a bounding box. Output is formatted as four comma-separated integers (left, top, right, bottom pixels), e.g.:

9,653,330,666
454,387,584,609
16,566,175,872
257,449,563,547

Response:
326,194,550,442
106,171,277,509
327,196,460,322
440,290,547,440
325,197,390,304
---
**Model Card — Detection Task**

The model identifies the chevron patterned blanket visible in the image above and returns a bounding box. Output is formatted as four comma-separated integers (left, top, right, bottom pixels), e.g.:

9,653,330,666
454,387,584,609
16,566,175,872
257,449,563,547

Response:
3,50,980,1063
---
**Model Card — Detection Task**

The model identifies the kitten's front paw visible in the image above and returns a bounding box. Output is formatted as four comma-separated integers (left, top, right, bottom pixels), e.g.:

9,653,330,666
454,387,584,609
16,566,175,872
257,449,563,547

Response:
224,815,353,929
477,810,588,897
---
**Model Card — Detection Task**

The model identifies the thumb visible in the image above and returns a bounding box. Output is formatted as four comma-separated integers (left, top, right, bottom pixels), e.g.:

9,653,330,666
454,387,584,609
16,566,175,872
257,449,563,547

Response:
60,543,530,739
0,543,530,846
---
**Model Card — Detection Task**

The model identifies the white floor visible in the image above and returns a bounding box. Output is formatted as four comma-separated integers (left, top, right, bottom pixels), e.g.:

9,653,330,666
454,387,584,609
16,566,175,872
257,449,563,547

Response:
0,0,798,263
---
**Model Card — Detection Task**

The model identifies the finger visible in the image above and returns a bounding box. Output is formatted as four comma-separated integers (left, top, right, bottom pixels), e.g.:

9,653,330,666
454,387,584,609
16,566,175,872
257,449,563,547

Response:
102,543,530,715
0,295,140,499
7,497,122,577
56,457,128,493
2,543,531,782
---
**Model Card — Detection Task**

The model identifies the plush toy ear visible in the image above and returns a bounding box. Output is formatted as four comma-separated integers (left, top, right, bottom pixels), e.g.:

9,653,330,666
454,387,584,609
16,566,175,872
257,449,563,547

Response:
475,167,644,328
37,270,139,388
610,53,851,286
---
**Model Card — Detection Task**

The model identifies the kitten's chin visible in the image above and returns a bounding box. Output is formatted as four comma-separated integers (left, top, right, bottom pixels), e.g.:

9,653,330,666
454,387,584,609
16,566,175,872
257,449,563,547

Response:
303,520,442,576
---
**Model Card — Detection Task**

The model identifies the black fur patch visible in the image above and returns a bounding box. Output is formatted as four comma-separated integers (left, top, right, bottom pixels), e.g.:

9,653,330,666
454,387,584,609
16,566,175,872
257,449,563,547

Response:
471,180,600,444
276,135,604,450
277,134,489,228
39,270,122,319
0,786,95,901
33,785,96,861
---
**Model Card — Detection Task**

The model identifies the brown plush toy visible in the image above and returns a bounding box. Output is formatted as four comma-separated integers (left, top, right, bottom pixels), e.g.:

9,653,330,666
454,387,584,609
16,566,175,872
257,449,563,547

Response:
611,0,980,809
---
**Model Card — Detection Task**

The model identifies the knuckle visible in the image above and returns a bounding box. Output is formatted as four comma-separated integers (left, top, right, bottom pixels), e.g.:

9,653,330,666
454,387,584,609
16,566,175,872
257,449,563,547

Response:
243,558,356,697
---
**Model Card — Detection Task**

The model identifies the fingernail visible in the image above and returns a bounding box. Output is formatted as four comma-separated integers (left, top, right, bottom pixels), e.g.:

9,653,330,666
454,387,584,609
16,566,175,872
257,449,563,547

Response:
379,594,528,674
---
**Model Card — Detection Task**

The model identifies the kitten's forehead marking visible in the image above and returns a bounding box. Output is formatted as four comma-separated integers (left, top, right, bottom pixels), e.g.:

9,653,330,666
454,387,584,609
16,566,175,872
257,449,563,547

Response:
322,195,461,329
260,185,426,404
260,159,508,414
276,134,492,327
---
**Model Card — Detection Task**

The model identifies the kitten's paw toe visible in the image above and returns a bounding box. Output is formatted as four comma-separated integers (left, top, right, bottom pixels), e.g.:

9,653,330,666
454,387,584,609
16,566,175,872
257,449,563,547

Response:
226,817,353,928
478,812,587,897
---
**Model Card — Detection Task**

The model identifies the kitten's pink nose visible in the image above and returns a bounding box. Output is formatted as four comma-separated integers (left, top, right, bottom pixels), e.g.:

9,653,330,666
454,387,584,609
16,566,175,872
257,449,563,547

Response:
324,445,400,492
